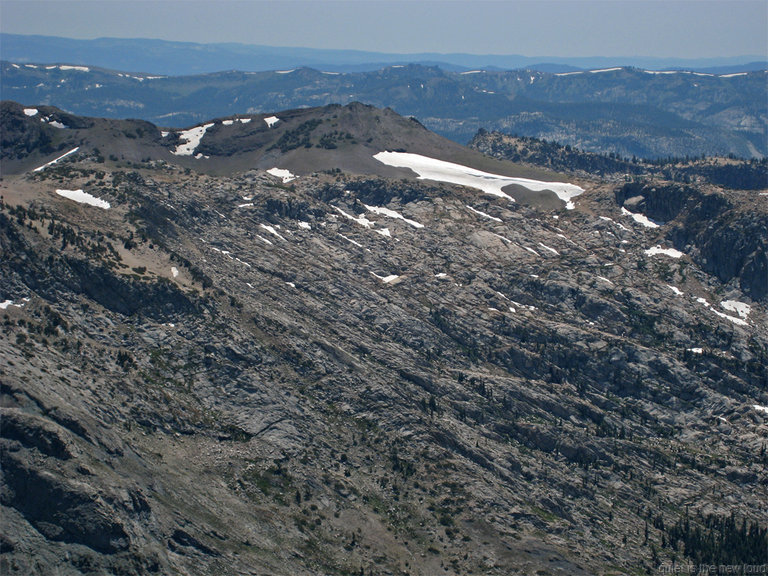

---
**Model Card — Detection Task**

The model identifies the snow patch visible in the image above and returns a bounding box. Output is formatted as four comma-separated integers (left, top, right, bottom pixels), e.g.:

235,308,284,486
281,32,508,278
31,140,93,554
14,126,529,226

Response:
56,189,110,209
23,108,39,117
335,207,373,228
260,224,286,241
538,242,559,256
688,348,703,354
264,116,280,127
266,167,296,183
171,267,179,278
364,204,424,228
621,207,661,228
599,215,630,231
172,123,214,156
645,246,683,258
373,151,583,206
754,405,768,414
339,233,363,248
667,285,684,296
371,272,400,284
466,205,502,222
721,300,751,319
298,221,312,230
33,147,79,172
696,296,749,326
376,228,392,237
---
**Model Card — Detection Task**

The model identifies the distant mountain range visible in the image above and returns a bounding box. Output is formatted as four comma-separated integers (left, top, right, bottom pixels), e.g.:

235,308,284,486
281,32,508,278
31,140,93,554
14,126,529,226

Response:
3,57,766,159
2,33,766,76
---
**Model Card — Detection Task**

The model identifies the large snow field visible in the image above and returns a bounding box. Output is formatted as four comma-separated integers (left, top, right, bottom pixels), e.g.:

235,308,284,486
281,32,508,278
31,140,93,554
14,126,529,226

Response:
56,189,111,209
373,152,583,208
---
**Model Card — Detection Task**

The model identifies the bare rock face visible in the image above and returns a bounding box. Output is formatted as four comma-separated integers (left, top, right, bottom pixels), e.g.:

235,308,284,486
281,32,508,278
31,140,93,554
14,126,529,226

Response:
1,103,767,575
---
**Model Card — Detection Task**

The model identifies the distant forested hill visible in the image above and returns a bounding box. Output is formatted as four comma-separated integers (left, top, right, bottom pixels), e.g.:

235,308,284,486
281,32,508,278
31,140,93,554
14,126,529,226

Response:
2,59,766,159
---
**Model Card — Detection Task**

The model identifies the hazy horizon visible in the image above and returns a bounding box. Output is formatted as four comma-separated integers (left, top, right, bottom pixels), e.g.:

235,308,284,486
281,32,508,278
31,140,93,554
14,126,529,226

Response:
1,1,766,60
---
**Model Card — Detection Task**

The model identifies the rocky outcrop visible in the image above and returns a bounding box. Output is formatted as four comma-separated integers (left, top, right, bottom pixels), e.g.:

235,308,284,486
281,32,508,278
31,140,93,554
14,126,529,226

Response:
615,182,767,301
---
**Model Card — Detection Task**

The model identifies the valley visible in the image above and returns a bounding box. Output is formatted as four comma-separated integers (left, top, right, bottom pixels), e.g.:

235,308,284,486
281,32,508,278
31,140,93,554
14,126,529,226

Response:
1,100,767,575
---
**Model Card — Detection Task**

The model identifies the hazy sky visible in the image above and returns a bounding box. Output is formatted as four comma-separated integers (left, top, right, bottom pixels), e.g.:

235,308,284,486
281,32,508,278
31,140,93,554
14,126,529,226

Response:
1,0,766,58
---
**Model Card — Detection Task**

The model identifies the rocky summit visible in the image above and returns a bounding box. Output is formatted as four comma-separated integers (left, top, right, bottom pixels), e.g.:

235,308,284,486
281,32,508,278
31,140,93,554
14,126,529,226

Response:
1,100,767,575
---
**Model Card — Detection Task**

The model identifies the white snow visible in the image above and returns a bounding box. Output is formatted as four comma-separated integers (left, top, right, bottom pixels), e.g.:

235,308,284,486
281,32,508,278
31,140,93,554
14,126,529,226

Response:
720,72,748,78
712,307,749,326
260,224,286,241
688,348,703,354
590,67,623,73
286,281,296,288
257,235,273,245
696,296,749,326
222,120,234,126
172,123,214,156
364,204,424,228
645,246,684,258
466,205,502,222
435,273,448,278
23,108,39,117
56,189,110,209
721,300,751,319
0,298,28,310
376,228,392,237
335,206,373,228
373,151,584,207
339,233,363,248
239,118,251,124
161,131,169,138
596,276,614,285
667,285,684,296
59,65,90,72
298,221,312,230
524,246,540,257
264,116,280,127
266,167,296,183
599,215,630,231
621,207,661,228
371,272,400,284
171,267,179,278
238,203,254,208
48,120,67,129
754,405,768,414
33,147,79,172
538,242,559,256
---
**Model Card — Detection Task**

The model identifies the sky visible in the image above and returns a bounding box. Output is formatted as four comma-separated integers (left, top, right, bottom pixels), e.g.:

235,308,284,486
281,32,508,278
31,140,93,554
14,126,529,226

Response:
1,0,766,59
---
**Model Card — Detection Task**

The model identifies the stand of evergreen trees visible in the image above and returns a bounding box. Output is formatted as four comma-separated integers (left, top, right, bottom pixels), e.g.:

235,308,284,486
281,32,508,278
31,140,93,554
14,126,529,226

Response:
664,511,768,566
